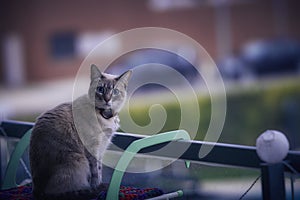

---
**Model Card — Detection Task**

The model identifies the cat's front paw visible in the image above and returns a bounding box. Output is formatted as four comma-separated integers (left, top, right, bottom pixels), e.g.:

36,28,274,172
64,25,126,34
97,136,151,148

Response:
90,174,102,189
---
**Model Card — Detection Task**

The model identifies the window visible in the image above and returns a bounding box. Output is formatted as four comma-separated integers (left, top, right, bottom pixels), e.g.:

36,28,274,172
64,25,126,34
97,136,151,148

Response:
49,32,76,59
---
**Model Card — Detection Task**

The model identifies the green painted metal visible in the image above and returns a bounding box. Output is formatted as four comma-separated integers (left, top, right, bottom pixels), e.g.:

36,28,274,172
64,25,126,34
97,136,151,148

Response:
1,128,32,189
147,190,183,200
106,130,191,200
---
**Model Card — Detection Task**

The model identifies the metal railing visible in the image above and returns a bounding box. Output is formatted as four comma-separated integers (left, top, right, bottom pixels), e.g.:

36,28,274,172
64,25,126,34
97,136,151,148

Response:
1,120,300,199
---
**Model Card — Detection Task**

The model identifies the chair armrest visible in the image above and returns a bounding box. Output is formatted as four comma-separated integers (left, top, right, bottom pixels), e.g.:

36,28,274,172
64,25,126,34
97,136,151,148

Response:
106,130,191,200
1,129,32,190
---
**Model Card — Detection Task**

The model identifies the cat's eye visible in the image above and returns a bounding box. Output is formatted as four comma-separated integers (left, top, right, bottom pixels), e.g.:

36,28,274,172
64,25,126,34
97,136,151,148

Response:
113,88,119,95
97,86,104,94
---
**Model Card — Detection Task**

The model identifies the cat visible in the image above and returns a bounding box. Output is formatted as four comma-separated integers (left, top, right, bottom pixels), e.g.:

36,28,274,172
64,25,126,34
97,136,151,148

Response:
29,64,132,200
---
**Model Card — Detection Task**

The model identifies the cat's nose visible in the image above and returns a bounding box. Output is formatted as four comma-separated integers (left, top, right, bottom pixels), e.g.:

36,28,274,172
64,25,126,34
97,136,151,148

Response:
104,93,112,103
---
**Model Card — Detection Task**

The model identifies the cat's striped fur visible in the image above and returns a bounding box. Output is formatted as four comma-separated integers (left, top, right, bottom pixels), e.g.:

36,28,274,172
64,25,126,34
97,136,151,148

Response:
29,65,131,199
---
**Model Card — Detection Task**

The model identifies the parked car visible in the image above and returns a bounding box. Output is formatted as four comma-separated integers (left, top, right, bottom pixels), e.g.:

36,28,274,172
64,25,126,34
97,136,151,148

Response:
106,48,200,91
218,38,300,80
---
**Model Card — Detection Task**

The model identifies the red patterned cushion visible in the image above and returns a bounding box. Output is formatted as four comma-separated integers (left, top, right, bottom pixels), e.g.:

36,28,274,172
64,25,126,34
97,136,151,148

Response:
0,184,164,200
97,186,164,200
0,184,33,200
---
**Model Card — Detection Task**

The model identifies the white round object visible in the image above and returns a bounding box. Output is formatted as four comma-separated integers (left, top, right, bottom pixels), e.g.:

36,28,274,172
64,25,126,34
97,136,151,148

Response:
256,130,290,164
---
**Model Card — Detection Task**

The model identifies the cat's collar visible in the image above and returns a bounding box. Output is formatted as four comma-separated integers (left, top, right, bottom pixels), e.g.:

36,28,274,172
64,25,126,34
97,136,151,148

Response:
97,108,116,119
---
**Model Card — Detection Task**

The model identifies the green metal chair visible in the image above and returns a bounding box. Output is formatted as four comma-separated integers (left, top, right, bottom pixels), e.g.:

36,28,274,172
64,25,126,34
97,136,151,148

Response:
106,130,191,199
1,129,191,199
1,128,32,190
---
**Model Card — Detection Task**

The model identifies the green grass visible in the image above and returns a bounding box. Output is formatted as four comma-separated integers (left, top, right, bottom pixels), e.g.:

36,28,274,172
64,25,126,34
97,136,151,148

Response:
10,77,300,181
12,77,300,147
121,77,300,147
190,164,260,180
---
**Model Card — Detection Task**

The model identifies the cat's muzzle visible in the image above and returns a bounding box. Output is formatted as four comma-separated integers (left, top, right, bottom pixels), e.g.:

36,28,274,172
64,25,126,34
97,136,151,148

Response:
100,108,114,119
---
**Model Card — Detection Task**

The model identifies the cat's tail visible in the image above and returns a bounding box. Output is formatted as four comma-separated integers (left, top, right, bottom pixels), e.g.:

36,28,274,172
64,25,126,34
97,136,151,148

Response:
34,184,108,200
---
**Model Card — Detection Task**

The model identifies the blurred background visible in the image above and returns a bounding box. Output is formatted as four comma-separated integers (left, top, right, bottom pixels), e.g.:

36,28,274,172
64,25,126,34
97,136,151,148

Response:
1,0,300,199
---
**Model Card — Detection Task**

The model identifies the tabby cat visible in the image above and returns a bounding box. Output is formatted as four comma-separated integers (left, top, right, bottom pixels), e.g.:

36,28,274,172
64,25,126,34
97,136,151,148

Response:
29,64,131,200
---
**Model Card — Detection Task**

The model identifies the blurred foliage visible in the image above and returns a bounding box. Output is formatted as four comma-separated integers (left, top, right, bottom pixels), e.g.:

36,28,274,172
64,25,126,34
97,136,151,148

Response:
222,82,300,146
190,164,260,180
12,79,300,147
9,79,300,182
125,80,300,146
11,113,40,123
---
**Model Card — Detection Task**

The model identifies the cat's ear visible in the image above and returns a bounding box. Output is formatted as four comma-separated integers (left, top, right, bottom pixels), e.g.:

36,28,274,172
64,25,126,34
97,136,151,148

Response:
116,70,132,87
90,64,102,81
